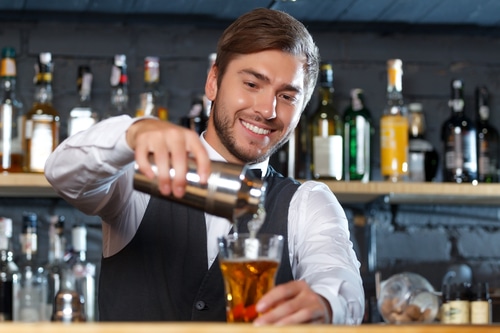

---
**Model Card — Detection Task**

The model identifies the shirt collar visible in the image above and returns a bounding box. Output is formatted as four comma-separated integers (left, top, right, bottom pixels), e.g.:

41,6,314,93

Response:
200,132,269,178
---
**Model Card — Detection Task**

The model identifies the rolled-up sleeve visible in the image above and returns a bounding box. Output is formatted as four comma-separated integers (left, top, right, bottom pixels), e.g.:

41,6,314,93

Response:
288,181,364,324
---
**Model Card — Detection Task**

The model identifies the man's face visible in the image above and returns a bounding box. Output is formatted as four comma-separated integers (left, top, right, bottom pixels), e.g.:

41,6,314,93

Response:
204,50,306,164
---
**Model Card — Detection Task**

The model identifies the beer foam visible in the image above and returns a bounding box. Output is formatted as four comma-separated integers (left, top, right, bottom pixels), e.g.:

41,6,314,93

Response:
244,238,259,259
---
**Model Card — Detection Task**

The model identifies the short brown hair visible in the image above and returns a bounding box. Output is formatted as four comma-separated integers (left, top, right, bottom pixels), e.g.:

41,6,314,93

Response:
215,8,320,109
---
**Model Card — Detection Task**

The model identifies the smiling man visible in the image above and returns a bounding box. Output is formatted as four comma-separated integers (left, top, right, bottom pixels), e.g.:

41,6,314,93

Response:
45,8,364,325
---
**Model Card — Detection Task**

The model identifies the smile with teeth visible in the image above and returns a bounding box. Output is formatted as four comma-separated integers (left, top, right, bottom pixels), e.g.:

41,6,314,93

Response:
242,120,271,135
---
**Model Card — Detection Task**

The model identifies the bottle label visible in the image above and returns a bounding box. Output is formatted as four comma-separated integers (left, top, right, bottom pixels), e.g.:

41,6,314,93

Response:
313,135,343,180
0,58,16,77
471,301,490,324
448,300,470,324
1,103,13,169
380,115,408,178
29,116,55,172
355,115,367,174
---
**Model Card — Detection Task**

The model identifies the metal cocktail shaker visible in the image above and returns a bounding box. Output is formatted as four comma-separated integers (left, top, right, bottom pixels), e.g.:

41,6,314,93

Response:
133,158,267,222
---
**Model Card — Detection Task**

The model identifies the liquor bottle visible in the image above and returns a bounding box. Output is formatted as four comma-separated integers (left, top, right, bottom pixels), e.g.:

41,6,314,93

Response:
44,215,67,321
476,86,499,183
441,79,478,183
0,47,24,172
408,103,438,182
51,267,85,322
23,52,60,173
67,66,98,137
310,62,343,180
15,212,48,322
69,224,95,322
343,88,372,182
135,56,168,120
0,217,19,321
470,282,492,324
106,54,129,118
380,59,408,182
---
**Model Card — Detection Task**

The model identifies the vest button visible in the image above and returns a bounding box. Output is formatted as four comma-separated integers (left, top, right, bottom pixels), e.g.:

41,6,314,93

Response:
195,301,206,310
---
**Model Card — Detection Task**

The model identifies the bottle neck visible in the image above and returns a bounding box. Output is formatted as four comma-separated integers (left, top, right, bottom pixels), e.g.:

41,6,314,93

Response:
34,78,53,104
20,231,38,262
319,85,334,105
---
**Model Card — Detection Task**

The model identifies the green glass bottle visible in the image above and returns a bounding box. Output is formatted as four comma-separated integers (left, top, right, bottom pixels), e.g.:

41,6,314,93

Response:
344,88,372,182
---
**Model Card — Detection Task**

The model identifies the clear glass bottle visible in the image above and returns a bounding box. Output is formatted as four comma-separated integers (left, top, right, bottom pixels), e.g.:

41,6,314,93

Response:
475,86,498,183
344,88,372,182
311,62,343,180
408,103,438,182
44,215,67,321
0,217,19,321
135,56,168,121
69,224,95,322
23,52,60,173
106,54,129,118
15,212,48,322
380,59,408,182
68,66,98,137
0,47,24,173
441,79,478,183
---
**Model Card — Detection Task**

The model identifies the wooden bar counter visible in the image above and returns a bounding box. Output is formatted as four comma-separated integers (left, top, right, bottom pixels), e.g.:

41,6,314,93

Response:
1,323,499,333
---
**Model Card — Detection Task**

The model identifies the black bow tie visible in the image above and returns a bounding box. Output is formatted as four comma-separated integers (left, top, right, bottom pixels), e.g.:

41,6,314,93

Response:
250,168,263,179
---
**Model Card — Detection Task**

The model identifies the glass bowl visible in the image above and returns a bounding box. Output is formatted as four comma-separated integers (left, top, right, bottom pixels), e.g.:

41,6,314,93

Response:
377,272,439,324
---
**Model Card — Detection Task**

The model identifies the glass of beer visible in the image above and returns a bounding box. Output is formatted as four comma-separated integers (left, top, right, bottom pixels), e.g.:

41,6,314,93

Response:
218,233,284,323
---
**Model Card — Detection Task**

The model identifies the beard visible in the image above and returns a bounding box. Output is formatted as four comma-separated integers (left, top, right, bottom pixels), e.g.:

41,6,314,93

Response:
212,101,293,164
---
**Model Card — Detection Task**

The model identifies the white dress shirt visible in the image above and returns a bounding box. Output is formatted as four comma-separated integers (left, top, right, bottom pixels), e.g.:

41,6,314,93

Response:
45,115,364,324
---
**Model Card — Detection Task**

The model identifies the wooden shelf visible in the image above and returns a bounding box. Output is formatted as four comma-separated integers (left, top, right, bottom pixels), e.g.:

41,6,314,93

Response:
0,173,56,197
298,179,500,205
2,173,500,205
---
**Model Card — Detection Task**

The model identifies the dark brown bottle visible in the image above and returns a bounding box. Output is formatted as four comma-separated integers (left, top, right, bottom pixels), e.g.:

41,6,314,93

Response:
441,79,477,183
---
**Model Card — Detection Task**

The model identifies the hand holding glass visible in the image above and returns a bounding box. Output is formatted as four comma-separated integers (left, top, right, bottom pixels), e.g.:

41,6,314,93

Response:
218,233,283,323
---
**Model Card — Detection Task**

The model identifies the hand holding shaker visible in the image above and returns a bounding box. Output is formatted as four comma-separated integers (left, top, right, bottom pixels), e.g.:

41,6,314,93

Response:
133,157,267,221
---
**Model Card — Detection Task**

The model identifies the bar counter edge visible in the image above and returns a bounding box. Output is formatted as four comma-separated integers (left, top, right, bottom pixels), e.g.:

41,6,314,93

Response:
1,322,499,333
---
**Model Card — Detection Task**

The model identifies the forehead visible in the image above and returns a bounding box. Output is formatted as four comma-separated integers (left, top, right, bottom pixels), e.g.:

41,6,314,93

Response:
228,50,306,88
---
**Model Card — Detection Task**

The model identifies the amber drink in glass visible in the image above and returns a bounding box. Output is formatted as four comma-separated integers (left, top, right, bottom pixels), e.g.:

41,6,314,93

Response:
218,233,283,323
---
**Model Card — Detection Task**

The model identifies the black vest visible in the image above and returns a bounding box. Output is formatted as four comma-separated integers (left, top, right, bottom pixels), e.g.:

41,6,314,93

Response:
98,167,300,321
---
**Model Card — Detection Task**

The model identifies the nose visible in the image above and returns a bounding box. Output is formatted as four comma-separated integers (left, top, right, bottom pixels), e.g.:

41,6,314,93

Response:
254,91,277,120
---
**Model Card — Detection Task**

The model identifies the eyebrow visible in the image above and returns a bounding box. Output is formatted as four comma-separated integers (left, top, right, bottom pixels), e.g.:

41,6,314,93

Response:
240,68,302,95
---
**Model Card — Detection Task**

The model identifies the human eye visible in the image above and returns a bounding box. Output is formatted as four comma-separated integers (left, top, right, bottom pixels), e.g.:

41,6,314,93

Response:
280,92,298,105
244,81,258,89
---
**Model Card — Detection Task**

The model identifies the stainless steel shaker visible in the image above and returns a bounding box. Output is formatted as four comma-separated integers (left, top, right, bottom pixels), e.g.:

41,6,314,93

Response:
133,158,267,221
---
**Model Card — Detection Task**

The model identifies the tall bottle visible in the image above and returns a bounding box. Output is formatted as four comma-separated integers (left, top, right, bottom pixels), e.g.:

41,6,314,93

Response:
135,56,168,120
44,215,67,321
476,86,498,183
408,103,438,182
106,54,129,118
15,212,48,322
68,66,98,137
0,217,19,321
441,79,478,183
380,59,408,182
311,62,343,180
23,52,60,173
70,224,95,322
344,88,372,182
0,47,24,173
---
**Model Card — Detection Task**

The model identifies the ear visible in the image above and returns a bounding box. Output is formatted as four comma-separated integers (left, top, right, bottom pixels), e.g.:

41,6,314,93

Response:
205,65,218,101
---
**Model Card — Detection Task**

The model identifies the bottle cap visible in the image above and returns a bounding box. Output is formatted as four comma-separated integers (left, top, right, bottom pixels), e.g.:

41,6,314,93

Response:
72,224,87,252
0,217,13,238
114,54,126,67
22,212,37,230
1,47,16,59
